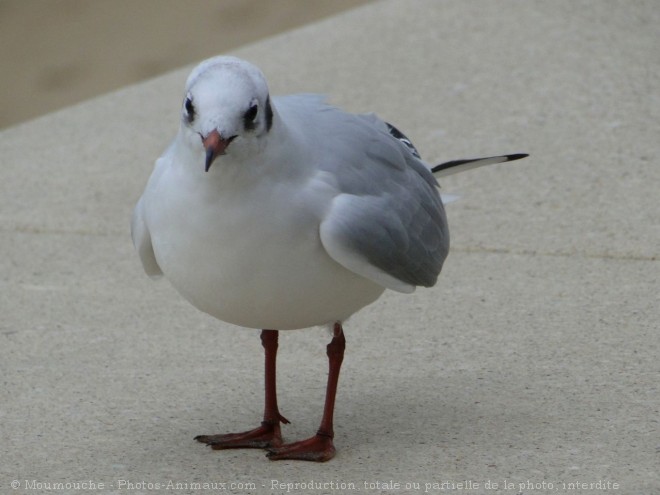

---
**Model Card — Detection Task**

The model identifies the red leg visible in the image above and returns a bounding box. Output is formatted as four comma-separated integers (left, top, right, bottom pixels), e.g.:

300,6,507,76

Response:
267,322,345,462
195,329,289,449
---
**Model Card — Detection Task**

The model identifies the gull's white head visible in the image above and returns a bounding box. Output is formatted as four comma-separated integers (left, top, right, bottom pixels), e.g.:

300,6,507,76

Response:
180,56,273,171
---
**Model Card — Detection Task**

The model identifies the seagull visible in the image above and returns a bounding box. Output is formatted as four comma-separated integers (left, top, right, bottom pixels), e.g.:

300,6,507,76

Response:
131,55,527,462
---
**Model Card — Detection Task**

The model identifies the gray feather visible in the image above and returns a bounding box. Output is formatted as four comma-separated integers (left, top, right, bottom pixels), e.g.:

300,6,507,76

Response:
277,96,449,290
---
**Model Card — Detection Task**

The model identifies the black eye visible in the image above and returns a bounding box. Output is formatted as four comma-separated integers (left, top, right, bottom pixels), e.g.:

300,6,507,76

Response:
184,97,195,123
243,103,258,130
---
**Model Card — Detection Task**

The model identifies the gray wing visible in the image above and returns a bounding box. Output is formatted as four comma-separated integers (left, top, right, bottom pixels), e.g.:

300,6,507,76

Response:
130,148,176,279
309,105,449,293
131,195,163,278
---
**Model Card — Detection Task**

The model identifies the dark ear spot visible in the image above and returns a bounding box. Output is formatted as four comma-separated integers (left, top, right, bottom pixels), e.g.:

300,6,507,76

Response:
265,96,273,132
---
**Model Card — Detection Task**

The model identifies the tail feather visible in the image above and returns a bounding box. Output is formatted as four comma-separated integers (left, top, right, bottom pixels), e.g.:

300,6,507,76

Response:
431,153,528,177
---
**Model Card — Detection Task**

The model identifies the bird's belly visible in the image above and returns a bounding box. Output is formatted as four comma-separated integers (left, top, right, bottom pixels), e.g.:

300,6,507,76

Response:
146,175,384,330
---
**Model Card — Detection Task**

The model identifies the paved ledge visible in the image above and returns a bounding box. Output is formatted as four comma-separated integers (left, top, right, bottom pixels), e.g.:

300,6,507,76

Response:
1,1,658,493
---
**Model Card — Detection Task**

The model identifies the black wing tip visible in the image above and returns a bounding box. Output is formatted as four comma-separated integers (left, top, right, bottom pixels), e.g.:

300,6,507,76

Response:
430,153,529,174
385,122,421,159
430,159,466,173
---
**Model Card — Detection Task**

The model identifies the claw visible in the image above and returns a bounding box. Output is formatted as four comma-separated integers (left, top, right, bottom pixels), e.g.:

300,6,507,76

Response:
266,434,336,462
195,421,284,449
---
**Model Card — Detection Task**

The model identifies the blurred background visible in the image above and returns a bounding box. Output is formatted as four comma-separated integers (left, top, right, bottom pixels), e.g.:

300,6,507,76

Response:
0,0,371,130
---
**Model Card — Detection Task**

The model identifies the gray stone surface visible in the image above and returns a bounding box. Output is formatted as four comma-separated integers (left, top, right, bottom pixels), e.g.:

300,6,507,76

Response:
1,1,658,493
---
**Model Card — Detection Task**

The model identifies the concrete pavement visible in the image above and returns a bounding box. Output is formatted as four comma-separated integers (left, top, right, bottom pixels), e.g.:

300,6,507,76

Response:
2,1,658,493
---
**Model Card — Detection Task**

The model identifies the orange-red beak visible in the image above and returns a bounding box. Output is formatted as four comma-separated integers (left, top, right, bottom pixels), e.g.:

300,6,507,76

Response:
202,130,236,172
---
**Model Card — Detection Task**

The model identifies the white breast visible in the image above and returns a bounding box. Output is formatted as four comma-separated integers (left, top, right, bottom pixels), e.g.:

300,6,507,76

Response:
143,150,384,330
